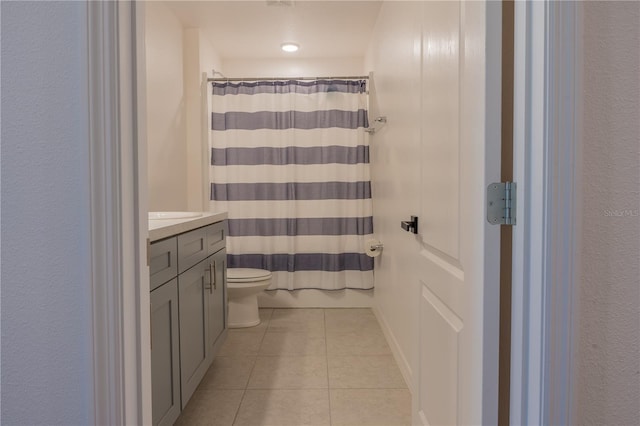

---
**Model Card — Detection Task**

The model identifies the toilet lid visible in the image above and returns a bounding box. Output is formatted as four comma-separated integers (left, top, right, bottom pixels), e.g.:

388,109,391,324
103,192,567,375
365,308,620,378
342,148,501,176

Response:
227,268,272,283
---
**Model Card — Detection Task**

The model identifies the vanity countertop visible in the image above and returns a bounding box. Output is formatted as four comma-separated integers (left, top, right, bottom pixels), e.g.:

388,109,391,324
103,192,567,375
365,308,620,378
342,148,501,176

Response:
149,211,227,242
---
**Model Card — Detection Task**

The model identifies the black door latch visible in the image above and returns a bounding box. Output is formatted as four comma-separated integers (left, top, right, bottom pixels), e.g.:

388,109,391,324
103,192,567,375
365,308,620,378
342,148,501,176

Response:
401,216,419,234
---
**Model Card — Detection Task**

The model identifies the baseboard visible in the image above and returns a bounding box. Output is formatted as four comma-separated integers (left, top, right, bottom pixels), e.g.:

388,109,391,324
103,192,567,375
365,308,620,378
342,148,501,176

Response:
372,306,414,393
257,288,375,308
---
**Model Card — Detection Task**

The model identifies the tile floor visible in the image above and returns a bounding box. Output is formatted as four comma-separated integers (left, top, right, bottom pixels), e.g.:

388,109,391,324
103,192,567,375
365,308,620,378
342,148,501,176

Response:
175,308,411,426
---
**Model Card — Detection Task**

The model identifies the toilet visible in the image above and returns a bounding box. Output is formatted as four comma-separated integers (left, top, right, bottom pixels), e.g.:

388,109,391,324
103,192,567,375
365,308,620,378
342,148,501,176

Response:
226,268,272,328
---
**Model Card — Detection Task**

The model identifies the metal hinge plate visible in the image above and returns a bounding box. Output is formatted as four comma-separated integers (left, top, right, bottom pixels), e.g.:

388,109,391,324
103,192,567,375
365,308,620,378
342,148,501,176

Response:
487,182,516,225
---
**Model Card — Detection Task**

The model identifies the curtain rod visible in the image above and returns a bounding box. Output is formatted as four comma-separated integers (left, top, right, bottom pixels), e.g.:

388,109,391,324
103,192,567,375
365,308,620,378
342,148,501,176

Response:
208,75,369,82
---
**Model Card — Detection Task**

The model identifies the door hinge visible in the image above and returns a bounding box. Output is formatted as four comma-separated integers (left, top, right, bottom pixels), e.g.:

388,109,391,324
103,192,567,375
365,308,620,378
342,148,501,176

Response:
487,182,516,225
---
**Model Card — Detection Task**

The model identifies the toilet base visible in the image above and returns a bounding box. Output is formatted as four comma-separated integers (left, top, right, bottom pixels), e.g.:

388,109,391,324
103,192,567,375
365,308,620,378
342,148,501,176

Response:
228,294,261,328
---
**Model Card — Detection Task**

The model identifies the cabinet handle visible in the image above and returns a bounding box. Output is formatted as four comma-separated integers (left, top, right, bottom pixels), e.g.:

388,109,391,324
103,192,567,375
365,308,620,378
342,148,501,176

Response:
204,267,212,291
209,263,214,293
212,261,217,290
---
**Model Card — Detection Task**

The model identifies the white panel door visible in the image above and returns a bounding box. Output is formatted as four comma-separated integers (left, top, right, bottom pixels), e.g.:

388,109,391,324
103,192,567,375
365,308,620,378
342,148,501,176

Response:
413,1,501,425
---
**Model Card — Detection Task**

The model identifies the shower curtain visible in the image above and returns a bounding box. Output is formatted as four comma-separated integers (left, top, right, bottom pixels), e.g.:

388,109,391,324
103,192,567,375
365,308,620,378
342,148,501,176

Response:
209,79,373,290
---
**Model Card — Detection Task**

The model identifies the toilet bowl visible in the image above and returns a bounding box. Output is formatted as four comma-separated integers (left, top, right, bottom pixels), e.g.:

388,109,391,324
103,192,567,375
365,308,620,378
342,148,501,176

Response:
226,268,272,328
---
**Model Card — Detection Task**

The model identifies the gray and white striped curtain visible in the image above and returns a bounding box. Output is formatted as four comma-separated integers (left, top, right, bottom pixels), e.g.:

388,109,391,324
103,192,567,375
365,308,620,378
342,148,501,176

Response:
209,79,373,290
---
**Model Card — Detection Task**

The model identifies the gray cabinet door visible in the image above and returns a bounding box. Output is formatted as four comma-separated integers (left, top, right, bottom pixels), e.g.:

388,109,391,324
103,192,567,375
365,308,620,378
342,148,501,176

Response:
207,248,227,360
151,279,180,426
178,260,210,408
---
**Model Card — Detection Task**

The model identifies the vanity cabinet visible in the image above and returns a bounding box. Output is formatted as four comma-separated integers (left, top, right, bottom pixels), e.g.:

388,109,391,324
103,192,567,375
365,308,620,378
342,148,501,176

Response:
150,219,227,426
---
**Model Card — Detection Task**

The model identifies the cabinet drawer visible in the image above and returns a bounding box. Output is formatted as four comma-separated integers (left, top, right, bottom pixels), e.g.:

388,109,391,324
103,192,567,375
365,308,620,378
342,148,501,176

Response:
178,221,227,273
177,227,208,274
206,221,227,256
150,238,178,291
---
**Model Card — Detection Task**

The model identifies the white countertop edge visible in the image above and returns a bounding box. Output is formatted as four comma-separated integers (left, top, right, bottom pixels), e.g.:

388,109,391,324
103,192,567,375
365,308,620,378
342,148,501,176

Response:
149,211,227,242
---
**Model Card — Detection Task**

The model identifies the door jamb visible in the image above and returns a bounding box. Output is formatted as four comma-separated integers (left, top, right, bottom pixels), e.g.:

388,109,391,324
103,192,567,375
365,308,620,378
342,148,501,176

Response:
510,1,582,424
88,1,151,424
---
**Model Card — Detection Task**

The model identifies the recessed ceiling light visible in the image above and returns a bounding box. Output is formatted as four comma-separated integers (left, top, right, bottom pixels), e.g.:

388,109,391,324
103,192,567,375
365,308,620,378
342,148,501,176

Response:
281,43,299,53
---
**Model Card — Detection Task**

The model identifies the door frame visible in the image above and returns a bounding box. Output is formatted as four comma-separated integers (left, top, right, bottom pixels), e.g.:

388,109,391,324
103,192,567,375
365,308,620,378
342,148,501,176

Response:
87,0,583,424
88,1,151,424
510,1,582,425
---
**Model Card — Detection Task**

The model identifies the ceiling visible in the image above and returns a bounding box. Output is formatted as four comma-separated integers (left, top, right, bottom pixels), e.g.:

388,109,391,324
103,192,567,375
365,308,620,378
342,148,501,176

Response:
164,1,383,59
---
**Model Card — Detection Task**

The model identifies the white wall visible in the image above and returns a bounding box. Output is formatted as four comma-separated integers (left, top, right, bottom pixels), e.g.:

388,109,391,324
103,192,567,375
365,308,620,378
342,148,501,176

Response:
575,2,640,424
0,2,94,424
364,1,424,387
145,2,188,211
146,4,225,212
222,57,365,78
184,29,223,211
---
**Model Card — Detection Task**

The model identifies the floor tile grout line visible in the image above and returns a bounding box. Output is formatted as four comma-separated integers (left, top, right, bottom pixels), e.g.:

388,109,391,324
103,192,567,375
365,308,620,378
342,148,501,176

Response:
256,353,327,357
243,386,330,390
233,310,271,425
208,384,409,390
230,388,246,426
329,387,412,390
324,308,334,426
246,312,271,382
